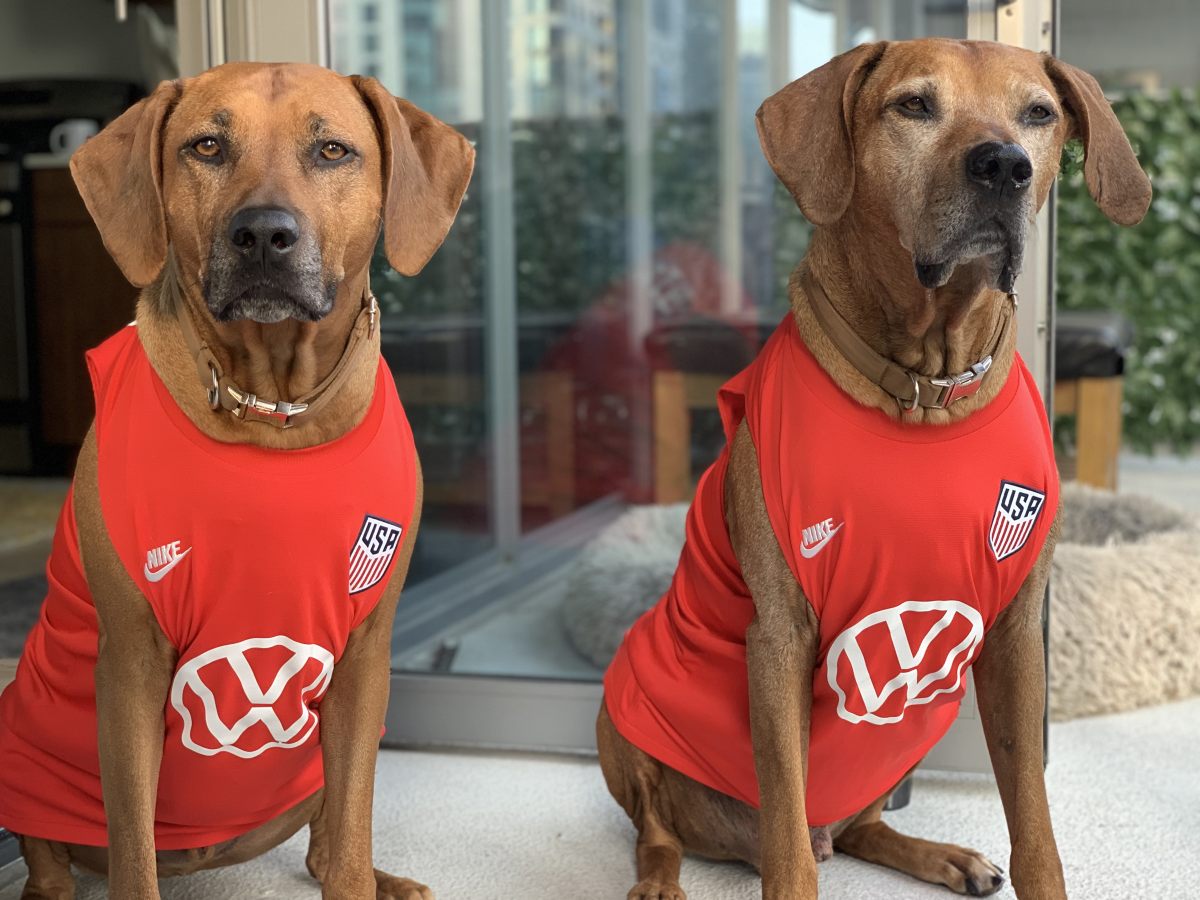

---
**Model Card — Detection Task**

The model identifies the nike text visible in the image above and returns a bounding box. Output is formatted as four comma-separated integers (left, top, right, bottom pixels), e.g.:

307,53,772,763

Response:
144,541,191,582
147,541,183,569
800,518,843,558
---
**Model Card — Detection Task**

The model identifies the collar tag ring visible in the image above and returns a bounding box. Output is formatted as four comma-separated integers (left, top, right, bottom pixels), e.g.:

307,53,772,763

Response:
904,372,920,414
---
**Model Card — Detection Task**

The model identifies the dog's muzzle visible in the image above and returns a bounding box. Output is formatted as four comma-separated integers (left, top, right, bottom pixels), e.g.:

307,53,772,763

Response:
913,141,1034,294
205,206,334,323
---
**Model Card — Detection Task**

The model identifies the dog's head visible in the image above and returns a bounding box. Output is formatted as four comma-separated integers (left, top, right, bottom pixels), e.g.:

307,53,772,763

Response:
758,39,1151,293
70,63,474,323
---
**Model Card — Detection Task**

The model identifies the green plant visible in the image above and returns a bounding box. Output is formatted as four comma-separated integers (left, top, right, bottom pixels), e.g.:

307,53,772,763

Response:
1056,88,1200,453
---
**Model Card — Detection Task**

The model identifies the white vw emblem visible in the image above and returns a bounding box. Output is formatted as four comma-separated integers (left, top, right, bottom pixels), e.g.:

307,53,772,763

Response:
170,636,334,758
826,601,983,725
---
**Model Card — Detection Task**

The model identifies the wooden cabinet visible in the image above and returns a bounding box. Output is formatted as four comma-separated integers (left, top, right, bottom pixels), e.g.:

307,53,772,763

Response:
31,166,138,451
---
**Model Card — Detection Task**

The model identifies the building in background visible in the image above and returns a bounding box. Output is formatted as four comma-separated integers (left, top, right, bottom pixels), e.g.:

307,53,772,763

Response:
330,0,482,123
511,0,619,120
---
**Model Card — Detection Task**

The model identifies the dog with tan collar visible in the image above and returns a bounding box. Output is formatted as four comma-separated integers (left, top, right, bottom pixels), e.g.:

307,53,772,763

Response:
598,39,1150,900
0,63,472,900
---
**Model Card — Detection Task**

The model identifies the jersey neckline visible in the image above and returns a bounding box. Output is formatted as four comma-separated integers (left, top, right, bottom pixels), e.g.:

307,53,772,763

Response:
782,313,1025,444
138,325,390,475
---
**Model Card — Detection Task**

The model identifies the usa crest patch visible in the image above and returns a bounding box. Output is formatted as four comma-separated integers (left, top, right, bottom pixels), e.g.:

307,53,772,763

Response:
349,515,403,594
988,481,1046,562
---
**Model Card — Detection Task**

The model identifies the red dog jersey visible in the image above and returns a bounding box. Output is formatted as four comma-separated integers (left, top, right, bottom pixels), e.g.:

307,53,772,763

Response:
605,313,1057,826
0,325,417,848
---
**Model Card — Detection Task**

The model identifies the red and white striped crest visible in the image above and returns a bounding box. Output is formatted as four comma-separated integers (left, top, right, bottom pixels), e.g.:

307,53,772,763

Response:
988,481,1046,562
349,515,403,594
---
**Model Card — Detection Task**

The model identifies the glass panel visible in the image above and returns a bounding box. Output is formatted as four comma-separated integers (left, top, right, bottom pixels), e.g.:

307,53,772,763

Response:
330,0,492,585
510,1,629,526
332,0,967,679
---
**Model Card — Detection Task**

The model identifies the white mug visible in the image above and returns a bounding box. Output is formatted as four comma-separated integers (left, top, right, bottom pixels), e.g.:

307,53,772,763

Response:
49,119,99,157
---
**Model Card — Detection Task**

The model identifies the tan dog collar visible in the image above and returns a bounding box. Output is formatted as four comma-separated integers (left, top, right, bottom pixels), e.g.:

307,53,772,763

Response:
801,270,1015,413
177,291,378,429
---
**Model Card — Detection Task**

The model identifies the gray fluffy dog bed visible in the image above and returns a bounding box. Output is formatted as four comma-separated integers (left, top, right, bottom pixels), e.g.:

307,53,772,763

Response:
559,503,690,670
560,484,1200,721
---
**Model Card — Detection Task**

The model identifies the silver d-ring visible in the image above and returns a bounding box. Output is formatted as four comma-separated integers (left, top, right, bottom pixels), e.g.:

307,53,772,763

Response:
904,372,920,414
207,365,220,411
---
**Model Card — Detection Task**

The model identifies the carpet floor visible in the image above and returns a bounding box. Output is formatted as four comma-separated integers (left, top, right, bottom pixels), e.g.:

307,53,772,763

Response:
1,697,1196,900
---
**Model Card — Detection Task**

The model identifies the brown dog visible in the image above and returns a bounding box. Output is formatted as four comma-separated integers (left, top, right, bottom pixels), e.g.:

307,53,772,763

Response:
598,39,1150,900
8,63,472,899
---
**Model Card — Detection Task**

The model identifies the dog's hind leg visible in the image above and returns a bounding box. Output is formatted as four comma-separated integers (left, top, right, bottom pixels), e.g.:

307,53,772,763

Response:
306,792,433,900
17,836,75,900
598,701,688,900
305,791,331,885
599,699,784,899
599,699,847,899
632,809,686,900
831,770,1005,897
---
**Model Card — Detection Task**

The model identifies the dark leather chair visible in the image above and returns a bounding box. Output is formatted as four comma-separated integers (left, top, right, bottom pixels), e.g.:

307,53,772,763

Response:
1054,310,1135,489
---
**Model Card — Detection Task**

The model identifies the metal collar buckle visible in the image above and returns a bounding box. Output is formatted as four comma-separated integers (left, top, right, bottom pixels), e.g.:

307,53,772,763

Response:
930,356,993,409
227,385,308,425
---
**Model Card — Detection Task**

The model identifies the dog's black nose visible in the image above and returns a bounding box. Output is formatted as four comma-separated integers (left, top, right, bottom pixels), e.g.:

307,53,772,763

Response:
965,141,1033,198
227,207,301,261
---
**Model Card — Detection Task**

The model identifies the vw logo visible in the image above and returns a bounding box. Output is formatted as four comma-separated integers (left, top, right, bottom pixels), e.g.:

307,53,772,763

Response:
826,600,983,725
170,636,335,758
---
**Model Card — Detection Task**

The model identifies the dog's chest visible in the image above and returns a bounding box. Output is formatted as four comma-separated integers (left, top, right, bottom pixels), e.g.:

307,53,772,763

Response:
738,325,1058,721
91,328,418,768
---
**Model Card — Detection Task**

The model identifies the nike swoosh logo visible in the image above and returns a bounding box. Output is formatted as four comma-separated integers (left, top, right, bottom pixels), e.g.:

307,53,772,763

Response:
799,523,843,559
144,547,191,582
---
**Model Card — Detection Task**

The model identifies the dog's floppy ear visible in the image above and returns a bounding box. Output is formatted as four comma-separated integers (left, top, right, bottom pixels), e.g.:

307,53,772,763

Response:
756,41,888,226
353,76,475,276
1043,55,1152,226
70,80,180,288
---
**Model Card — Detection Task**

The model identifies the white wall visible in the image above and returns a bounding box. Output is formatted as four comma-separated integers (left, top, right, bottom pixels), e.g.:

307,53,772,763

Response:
0,0,145,84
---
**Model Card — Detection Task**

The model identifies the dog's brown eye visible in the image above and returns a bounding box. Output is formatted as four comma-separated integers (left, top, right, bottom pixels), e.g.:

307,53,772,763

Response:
900,97,927,113
1029,105,1053,121
320,142,349,161
193,138,221,157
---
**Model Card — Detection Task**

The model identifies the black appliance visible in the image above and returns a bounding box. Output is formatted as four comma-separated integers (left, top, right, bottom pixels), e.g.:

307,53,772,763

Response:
0,79,142,473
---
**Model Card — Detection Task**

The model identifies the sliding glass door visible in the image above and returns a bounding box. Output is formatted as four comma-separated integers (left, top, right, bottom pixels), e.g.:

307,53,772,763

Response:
184,0,1053,753
323,1,969,686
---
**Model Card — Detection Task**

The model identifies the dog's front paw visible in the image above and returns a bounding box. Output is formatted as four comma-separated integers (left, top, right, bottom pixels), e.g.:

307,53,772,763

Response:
628,879,686,900
373,869,434,900
935,847,1005,897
